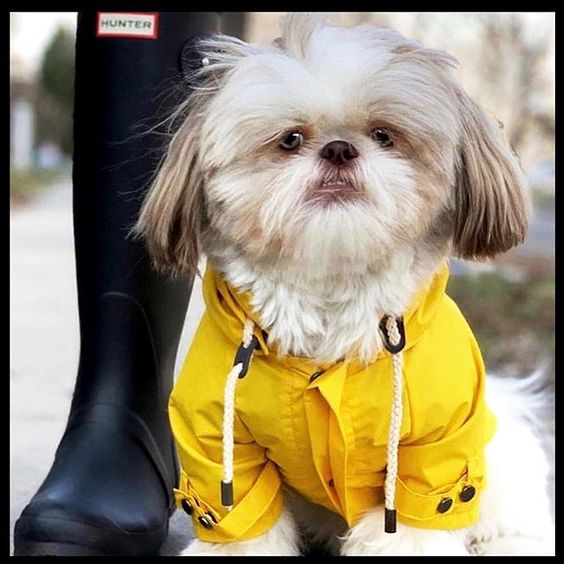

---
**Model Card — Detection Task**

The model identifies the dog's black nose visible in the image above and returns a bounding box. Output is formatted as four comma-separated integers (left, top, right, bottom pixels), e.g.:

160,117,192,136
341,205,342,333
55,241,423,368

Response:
320,140,359,166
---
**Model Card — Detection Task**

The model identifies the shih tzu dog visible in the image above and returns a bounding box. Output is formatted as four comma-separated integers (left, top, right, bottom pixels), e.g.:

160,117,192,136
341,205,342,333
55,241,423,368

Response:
133,13,554,556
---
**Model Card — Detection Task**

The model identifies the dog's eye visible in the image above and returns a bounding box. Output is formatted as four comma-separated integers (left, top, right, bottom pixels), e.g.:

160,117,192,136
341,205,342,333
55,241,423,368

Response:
280,131,304,150
371,128,393,148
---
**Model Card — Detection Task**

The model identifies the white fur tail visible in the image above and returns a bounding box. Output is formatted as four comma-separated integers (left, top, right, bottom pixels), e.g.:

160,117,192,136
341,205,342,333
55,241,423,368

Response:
486,369,554,447
468,370,555,555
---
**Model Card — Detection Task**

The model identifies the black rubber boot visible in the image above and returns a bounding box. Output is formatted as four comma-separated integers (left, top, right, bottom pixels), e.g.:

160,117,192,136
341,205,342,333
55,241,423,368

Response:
13,11,219,556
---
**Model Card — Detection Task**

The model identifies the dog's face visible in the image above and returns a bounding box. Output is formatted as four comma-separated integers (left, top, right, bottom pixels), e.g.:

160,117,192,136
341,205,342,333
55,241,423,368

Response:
135,14,529,278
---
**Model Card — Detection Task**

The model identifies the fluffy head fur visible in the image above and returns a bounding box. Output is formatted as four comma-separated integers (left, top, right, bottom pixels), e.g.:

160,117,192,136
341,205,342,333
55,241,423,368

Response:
133,14,529,363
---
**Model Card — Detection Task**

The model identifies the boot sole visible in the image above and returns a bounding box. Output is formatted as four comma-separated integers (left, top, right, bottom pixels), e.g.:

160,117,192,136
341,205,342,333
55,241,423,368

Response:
13,513,170,556
13,540,108,556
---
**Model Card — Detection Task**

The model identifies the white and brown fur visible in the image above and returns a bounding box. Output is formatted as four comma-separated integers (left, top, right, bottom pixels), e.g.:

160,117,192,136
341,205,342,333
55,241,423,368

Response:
134,13,553,556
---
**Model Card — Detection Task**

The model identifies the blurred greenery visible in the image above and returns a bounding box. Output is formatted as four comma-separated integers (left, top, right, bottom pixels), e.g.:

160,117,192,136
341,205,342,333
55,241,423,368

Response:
10,167,68,205
34,27,75,156
447,258,554,386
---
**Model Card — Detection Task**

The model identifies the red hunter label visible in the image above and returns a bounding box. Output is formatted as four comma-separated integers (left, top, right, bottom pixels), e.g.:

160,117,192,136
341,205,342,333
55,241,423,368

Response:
96,13,159,39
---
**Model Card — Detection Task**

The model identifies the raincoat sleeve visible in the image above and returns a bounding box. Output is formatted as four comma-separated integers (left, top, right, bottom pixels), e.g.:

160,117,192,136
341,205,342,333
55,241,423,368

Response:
396,296,497,529
168,312,284,543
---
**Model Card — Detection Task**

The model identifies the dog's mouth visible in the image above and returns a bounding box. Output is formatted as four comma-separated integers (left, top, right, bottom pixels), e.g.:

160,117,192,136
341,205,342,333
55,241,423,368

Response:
309,176,362,205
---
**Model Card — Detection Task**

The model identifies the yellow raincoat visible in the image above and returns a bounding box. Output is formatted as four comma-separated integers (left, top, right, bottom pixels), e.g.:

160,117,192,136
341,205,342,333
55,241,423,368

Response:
169,263,496,542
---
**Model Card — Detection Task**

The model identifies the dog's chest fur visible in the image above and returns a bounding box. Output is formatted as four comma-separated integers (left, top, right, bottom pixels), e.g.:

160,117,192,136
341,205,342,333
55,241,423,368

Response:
209,246,444,365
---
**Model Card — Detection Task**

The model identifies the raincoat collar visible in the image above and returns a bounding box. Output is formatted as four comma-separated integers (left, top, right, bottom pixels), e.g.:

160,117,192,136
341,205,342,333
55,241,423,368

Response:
202,261,450,363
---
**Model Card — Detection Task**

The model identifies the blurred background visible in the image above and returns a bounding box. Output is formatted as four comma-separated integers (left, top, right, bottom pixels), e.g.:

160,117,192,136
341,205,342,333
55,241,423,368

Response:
10,12,554,554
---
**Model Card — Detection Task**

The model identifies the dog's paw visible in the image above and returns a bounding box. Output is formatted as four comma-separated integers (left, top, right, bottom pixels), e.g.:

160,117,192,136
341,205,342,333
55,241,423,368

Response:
341,532,469,557
178,507,302,556
471,534,554,556
179,538,279,556
180,539,235,556
340,509,469,556
179,536,301,556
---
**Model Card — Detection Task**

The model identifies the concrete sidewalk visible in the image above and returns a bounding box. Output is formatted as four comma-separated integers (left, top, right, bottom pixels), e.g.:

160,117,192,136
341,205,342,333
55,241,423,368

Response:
10,181,204,555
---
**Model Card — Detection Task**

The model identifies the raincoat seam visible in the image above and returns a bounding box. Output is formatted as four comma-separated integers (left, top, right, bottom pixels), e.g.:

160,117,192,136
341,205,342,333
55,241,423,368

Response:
290,378,311,461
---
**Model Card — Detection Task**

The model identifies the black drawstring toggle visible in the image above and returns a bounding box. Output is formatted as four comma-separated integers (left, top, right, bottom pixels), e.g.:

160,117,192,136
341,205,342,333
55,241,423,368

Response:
233,335,259,379
385,508,397,533
221,480,234,507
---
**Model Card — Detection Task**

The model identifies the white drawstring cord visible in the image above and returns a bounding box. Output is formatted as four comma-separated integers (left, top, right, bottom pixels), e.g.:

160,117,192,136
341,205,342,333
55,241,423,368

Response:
221,318,255,510
384,315,404,533
220,313,404,533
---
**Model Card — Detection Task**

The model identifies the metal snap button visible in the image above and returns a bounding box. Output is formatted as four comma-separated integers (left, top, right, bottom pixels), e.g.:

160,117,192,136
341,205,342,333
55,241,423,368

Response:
460,485,476,502
437,497,453,513
198,515,214,529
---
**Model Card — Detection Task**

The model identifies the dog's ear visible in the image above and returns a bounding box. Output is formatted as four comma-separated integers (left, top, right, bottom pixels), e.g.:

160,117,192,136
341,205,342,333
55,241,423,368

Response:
132,34,254,278
133,113,205,279
452,88,530,260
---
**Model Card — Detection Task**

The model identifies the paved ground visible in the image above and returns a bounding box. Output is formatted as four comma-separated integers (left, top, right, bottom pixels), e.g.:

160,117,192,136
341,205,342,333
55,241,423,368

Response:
10,181,554,555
